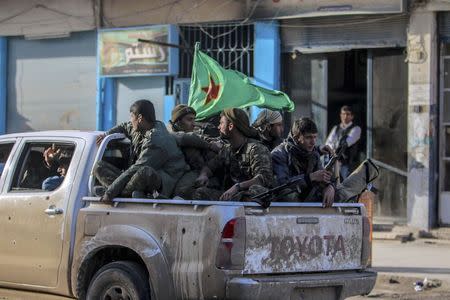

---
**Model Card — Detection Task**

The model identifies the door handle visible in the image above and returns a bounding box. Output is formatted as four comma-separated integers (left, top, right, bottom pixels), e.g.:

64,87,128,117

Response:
45,205,63,215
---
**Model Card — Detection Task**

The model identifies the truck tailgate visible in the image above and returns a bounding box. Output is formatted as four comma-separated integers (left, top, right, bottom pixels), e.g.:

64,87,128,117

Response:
244,204,364,274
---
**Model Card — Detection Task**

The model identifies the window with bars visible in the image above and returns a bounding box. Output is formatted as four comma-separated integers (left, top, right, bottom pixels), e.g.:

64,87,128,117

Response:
178,24,254,78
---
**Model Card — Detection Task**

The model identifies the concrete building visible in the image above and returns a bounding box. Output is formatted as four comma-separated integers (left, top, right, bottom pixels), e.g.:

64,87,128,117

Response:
0,0,448,230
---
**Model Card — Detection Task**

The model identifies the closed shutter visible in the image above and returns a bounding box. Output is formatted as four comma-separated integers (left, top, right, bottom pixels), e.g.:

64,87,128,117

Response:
439,12,450,41
7,31,97,133
281,14,408,52
115,77,165,124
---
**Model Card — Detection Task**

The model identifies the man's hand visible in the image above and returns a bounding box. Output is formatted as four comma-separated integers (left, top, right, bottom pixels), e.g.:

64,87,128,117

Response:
43,144,61,167
322,185,335,208
208,141,222,153
96,133,106,146
309,170,332,183
220,184,239,201
195,174,209,187
319,145,334,156
100,193,112,204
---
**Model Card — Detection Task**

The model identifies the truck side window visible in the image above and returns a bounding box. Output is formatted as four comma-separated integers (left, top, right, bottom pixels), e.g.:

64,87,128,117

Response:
0,143,14,175
102,139,131,171
9,142,75,192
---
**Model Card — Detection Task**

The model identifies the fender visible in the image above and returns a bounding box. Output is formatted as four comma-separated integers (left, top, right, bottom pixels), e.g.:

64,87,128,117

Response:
72,224,175,300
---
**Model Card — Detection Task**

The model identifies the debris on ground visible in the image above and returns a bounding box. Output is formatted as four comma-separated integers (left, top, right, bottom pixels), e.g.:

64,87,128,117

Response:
413,280,423,292
349,274,450,299
418,230,437,239
389,277,400,284
424,278,442,289
396,232,415,243
413,277,442,292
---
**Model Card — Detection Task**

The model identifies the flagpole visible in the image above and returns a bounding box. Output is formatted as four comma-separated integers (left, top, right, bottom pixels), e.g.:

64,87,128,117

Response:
138,38,193,50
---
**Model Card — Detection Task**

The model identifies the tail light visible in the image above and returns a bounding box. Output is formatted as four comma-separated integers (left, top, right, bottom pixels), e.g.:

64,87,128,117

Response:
216,217,246,270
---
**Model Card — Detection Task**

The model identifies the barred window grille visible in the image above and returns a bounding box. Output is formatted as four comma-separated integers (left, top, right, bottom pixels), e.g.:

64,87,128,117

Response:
178,24,254,78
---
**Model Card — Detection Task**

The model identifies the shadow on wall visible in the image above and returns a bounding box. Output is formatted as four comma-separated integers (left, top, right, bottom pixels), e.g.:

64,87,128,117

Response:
6,112,33,133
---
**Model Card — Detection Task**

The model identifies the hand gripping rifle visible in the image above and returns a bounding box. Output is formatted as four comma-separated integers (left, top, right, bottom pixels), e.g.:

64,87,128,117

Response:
304,145,346,202
250,174,306,209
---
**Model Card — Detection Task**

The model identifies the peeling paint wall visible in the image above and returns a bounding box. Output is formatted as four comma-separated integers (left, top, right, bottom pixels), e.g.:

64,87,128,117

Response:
6,31,97,133
407,10,439,229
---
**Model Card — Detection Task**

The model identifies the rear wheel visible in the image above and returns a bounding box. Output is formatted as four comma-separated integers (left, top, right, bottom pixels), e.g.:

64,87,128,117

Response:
86,261,150,300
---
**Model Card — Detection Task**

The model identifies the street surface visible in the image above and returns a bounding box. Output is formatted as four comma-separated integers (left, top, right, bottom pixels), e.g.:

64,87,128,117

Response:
1,239,450,299
350,239,450,299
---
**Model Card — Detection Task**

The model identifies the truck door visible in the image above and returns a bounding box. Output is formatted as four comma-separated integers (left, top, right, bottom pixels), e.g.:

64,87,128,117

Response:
0,137,83,287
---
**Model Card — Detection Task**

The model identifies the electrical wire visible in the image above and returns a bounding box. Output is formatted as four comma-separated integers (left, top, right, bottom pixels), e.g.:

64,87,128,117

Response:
197,0,261,40
107,0,182,20
174,0,212,23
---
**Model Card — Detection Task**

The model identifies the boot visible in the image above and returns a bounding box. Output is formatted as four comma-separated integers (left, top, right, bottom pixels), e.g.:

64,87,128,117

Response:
131,190,146,198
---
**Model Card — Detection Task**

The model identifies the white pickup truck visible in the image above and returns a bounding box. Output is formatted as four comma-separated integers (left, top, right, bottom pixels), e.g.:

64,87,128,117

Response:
0,131,375,300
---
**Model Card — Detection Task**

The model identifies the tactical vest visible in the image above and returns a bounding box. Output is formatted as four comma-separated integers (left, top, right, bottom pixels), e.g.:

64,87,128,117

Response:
334,123,359,168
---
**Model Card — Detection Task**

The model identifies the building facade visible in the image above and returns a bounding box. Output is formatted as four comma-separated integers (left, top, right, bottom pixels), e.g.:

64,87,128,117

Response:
0,0,447,229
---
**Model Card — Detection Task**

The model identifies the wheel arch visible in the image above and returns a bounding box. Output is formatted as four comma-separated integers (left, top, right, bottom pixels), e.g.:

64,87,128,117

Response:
73,224,175,300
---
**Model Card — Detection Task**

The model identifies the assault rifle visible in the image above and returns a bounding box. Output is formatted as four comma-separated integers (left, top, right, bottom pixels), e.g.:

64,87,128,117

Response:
304,145,346,202
251,174,306,209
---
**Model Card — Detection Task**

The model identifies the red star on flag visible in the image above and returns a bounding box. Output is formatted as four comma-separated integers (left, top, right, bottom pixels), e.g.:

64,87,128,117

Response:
201,75,221,105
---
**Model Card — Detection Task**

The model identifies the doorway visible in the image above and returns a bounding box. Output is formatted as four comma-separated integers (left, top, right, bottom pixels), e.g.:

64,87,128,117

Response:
282,47,408,223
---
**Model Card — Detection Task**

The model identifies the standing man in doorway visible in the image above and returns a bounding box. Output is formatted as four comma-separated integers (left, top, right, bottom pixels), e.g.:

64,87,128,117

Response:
325,105,362,180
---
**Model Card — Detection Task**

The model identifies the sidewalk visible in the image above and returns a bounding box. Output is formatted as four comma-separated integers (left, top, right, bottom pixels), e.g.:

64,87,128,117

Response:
373,225,450,241
350,239,450,299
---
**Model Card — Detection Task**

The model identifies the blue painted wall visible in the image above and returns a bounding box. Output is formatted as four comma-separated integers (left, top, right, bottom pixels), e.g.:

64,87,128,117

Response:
164,95,176,124
252,21,280,122
0,37,6,134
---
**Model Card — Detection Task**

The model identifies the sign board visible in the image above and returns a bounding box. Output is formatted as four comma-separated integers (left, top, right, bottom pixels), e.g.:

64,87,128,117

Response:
98,25,178,77
248,0,406,19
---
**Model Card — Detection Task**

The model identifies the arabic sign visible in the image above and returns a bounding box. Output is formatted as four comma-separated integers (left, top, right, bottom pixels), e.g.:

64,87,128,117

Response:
98,25,178,77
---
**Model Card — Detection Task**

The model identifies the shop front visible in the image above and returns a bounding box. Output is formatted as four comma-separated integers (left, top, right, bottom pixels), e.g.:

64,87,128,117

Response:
438,12,450,225
280,13,409,223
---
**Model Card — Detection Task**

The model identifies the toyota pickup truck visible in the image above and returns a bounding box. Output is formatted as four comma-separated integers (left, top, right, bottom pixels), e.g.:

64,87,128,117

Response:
0,131,376,300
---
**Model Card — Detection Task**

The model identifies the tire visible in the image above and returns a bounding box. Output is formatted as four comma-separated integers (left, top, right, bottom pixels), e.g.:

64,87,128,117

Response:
86,261,150,300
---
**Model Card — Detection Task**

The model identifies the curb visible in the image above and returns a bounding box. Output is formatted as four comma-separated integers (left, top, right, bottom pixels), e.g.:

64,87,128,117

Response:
373,226,450,241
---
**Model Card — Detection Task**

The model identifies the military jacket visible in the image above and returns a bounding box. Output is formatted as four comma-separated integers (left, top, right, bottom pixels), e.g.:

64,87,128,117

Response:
271,140,323,200
168,126,214,170
106,121,188,197
207,138,273,189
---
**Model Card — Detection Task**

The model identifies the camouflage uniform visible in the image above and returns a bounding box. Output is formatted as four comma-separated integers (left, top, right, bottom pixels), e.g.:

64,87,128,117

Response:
193,138,274,201
94,121,188,198
168,124,223,199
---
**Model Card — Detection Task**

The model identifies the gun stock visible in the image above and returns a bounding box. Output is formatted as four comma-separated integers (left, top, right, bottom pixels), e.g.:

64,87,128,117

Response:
304,147,346,202
251,175,305,208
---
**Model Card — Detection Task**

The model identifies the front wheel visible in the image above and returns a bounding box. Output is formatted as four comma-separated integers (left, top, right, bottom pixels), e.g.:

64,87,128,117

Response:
86,261,150,300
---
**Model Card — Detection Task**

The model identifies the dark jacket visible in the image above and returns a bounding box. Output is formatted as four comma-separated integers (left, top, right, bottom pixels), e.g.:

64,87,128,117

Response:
106,121,188,197
271,136,322,200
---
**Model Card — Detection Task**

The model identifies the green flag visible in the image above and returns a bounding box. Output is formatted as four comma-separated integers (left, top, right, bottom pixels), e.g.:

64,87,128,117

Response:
188,43,294,120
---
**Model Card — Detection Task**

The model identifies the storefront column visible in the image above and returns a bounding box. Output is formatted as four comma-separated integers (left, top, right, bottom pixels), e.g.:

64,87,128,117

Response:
251,21,280,121
0,37,6,134
96,77,116,131
407,11,439,229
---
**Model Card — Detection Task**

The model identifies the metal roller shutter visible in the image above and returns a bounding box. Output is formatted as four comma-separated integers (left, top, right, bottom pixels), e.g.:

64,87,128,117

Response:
439,12,450,41
281,14,408,52
7,31,96,133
